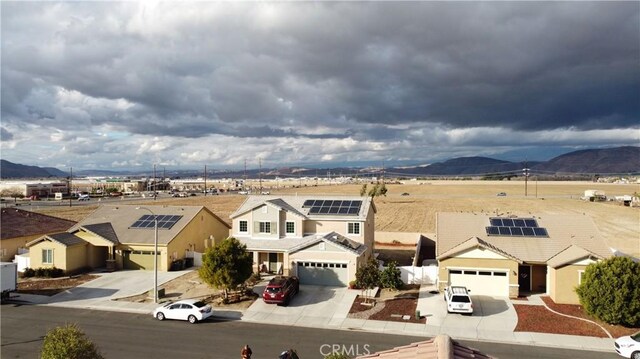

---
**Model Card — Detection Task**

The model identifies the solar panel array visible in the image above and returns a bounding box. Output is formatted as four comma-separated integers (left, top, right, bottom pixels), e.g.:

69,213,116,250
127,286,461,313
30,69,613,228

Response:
130,214,183,230
485,217,548,237
302,200,362,215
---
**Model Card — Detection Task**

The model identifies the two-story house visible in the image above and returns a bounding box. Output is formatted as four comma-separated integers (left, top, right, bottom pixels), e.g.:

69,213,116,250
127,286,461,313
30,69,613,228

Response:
230,195,376,286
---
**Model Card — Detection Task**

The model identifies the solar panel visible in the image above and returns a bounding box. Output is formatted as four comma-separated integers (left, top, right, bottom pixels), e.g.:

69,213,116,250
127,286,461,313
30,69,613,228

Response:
513,219,526,227
130,215,183,230
524,219,537,227
486,217,547,238
510,227,523,236
490,218,502,226
533,228,548,236
303,200,315,208
502,218,514,227
522,227,535,236
306,199,362,216
486,226,499,235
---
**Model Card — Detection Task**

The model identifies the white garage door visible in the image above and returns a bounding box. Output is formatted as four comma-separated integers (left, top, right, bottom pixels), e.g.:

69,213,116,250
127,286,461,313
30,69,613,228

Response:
448,269,509,297
297,262,348,287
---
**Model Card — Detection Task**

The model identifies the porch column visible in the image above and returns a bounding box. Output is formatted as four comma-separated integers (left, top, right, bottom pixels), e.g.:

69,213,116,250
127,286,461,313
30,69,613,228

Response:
253,251,260,273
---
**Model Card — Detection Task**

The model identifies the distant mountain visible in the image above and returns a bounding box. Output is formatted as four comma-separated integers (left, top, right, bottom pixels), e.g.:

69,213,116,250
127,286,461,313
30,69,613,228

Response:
532,146,640,174
0,160,67,179
391,156,534,176
73,169,132,177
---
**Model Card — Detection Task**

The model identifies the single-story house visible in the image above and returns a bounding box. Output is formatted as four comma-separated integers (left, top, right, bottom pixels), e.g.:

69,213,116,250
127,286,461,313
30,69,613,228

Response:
0,208,75,263
27,205,230,274
230,195,376,286
436,212,611,304
356,334,492,359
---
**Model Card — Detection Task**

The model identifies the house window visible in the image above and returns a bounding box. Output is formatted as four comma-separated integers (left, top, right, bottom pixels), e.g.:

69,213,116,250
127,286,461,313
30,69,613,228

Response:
286,221,295,234
239,220,248,233
259,222,271,234
0,248,6,257
347,222,360,235
42,249,53,264
578,270,585,285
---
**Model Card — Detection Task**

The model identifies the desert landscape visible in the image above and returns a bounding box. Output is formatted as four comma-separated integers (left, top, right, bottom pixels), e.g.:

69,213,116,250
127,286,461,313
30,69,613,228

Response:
35,180,640,257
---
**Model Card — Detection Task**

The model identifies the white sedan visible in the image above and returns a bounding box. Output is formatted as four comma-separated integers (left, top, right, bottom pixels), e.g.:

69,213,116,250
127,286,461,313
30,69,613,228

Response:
153,299,213,324
615,331,640,359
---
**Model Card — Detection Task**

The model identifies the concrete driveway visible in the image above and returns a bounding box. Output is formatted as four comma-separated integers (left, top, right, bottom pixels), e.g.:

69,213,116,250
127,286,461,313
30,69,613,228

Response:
243,284,359,328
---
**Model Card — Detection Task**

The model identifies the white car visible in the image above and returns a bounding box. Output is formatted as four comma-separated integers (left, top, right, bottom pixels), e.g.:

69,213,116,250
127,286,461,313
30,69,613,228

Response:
615,331,640,359
153,299,213,324
444,286,473,314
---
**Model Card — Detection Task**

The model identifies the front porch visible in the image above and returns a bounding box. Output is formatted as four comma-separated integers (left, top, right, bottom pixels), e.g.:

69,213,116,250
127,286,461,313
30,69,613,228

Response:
251,251,286,275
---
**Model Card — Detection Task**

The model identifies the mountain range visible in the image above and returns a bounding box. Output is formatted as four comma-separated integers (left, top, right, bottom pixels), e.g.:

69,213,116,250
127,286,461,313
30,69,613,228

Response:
1,146,638,179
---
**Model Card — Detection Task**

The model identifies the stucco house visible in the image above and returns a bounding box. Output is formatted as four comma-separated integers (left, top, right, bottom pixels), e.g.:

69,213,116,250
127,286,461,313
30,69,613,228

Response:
436,212,611,304
230,195,376,286
1,208,75,263
26,205,230,274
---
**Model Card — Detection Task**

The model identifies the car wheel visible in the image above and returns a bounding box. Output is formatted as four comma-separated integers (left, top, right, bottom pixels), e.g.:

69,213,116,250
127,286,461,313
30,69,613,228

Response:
188,315,197,324
156,312,165,321
632,352,640,359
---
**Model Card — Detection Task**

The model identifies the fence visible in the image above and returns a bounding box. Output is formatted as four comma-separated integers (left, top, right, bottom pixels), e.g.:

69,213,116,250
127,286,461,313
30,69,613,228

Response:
398,264,438,285
185,251,203,267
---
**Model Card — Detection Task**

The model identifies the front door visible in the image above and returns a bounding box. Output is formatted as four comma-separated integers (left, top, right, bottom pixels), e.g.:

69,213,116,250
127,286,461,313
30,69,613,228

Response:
518,265,531,292
269,253,278,273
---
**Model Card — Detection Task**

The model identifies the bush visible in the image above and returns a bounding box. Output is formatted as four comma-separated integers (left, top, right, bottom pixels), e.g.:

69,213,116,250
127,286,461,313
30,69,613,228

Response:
23,267,35,277
576,256,640,326
325,354,351,359
380,261,404,290
41,323,104,359
35,268,46,277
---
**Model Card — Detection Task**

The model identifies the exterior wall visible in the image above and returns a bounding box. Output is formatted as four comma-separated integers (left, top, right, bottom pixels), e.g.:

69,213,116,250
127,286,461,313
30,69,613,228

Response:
28,241,67,269
168,209,229,262
233,213,253,237
549,264,585,304
280,212,303,238
289,244,361,283
438,257,519,297
531,264,547,293
250,205,279,239
86,244,107,269
66,244,89,273
1,235,38,262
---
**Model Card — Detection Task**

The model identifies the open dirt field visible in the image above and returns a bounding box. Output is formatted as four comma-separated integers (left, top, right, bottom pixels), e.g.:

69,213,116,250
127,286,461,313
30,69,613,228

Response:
35,181,639,257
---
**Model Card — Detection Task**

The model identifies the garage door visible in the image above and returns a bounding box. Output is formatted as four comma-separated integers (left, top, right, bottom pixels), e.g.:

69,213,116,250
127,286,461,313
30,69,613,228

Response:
297,262,348,287
448,269,509,296
123,250,156,270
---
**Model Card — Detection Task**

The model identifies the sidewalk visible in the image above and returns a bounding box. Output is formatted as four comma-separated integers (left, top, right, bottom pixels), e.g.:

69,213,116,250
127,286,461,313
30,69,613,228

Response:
10,276,615,354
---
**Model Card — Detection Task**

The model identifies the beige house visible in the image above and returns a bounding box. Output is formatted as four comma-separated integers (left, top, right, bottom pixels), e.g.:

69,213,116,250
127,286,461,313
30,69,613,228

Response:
436,212,611,304
230,195,376,286
0,208,75,263
27,205,230,274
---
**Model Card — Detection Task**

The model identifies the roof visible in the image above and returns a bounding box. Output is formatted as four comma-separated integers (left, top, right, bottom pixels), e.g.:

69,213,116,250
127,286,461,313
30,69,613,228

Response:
289,232,368,256
436,212,611,264
357,334,492,359
28,232,86,248
68,205,227,246
547,245,605,268
81,223,119,244
230,195,375,222
437,236,523,263
1,208,75,240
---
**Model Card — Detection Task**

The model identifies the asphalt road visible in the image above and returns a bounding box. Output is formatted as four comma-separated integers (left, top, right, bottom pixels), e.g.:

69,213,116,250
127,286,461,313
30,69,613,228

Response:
0,304,618,359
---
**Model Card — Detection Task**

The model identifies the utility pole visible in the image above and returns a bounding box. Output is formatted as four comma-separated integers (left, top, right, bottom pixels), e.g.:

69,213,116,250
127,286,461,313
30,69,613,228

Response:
68,167,72,208
204,165,207,196
259,158,263,193
523,161,530,197
243,159,247,191
382,160,385,184
153,164,157,200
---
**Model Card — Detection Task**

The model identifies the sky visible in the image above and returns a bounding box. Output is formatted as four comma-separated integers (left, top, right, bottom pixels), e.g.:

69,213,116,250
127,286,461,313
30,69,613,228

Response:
1,2,639,171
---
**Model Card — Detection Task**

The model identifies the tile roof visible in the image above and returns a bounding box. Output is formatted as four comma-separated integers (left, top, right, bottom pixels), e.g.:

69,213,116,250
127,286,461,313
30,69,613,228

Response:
46,233,86,247
436,212,611,263
357,334,492,359
81,223,119,244
547,244,605,268
1,208,75,240
288,232,368,256
438,236,523,263
230,195,375,221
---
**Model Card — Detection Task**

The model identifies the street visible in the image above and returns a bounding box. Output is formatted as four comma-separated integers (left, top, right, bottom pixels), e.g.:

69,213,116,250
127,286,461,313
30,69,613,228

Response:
0,304,618,359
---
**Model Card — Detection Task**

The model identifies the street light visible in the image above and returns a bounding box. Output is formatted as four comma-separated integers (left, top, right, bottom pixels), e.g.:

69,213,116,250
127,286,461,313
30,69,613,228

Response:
136,206,159,303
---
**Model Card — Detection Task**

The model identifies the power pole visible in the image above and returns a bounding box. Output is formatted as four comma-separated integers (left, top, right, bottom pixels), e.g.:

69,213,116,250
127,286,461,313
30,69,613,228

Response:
68,167,73,208
243,159,247,191
153,164,157,200
204,164,207,196
259,158,263,193
382,160,385,184
523,161,530,197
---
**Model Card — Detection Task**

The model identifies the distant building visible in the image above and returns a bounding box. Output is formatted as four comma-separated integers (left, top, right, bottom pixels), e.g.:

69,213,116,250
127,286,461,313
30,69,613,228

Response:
0,181,69,198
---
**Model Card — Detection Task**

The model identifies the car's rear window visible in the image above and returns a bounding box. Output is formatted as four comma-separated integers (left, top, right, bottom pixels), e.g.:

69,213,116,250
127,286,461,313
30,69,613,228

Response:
266,287,281,294
193,301,207,308
452,295,471,303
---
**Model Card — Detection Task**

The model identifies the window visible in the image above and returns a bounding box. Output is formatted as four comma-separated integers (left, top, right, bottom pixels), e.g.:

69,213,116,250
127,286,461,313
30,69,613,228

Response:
347,222,361,235
286,221,295,234
259,222,271,233
239,220,248,233
578,270,585,285
494,272,507,277
42,249,53,264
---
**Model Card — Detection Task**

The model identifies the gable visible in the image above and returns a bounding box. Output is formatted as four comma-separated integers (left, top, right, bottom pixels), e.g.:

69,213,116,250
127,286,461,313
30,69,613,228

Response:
455,247,512,260
298,240,347,253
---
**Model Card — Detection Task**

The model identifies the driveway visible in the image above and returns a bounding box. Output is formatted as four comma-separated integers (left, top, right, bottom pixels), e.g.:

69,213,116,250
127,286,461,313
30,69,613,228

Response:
243,284,359,328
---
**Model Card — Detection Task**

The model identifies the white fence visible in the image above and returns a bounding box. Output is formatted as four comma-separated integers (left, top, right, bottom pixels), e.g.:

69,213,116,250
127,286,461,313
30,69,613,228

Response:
399,265,438,285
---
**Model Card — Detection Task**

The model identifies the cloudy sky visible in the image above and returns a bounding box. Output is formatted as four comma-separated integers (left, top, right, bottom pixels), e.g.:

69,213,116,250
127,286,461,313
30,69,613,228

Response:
1,2,638,171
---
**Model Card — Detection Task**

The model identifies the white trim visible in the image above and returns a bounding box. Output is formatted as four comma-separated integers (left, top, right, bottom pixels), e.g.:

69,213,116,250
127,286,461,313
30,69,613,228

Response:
346,222,361,235
294,260,351,284
285,221,295,236
446,266,510,273
238,220,248,234
578,270,585,285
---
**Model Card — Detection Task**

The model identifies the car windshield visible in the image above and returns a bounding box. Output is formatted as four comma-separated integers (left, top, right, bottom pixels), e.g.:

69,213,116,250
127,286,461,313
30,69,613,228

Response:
452,295,471,303
193,301,207,308
631,332,640,341
265,287,281,294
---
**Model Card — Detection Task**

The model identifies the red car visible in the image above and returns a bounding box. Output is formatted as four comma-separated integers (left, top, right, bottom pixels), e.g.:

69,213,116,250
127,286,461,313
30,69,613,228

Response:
262,276,300,306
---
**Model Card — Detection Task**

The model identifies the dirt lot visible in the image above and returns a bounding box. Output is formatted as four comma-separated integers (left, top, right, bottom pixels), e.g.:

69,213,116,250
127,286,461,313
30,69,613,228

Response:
17,274,99,296
348,285,425,324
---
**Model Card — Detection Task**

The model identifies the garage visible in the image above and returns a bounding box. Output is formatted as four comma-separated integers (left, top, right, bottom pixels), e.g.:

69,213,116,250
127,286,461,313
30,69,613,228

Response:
297,261,348,286
123,250,156,270
448,269,509,297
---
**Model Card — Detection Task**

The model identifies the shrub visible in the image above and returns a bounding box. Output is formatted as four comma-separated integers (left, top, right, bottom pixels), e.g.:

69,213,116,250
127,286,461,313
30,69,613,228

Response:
576,256,640,326
380,261,404,290
23,267,35,277
325,354,351,359
40,323,104,359
35,268,46,277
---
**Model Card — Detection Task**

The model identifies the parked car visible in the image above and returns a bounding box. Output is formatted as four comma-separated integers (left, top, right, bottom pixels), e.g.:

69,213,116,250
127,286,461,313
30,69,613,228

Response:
238,190,249,195
262,276,299,306
615,331,640,359
153,299,213,324
497,192,507,196
78,195,90,201
401,192,410,196
444,286,473,314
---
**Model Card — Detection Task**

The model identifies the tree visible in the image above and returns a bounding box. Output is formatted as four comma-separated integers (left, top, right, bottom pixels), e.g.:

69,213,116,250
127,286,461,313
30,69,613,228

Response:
40,323,104,359
575,256,640,326
380,261,404,290
359,184,368,196
367,183,387,197
355,258,380,303
198,237,253,300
